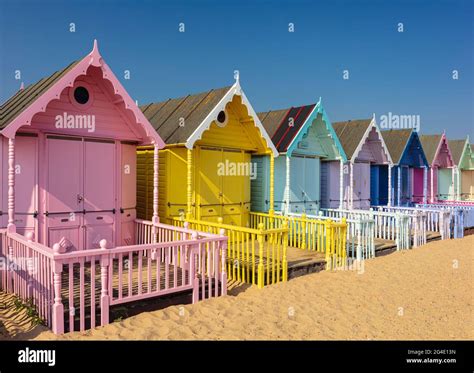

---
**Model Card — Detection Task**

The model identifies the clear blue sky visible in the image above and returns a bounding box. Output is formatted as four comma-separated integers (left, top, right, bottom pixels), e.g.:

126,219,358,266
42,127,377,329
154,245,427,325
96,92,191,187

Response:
0,0,472,139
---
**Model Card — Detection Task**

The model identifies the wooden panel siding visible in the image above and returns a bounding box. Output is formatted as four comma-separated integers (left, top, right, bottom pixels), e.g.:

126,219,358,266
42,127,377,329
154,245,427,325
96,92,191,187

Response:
250,155,270,212
438,168,453,200
196,95,268,153
30,70,142,141
273,156,287,212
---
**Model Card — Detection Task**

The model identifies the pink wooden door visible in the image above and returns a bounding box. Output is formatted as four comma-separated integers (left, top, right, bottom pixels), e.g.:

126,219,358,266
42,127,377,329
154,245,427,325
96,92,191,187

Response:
412,168,424,203
0,138,4,228
14,136,38,237
120,143,136,246
83,140,115,249
46,137,83,251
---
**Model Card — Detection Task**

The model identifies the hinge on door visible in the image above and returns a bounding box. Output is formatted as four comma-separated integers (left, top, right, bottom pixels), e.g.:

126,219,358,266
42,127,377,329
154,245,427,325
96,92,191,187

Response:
34,211,38,218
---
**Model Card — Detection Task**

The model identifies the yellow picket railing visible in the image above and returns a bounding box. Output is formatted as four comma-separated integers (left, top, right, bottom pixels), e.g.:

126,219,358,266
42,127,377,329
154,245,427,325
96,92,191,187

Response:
172,217,289,288
249,211,347,269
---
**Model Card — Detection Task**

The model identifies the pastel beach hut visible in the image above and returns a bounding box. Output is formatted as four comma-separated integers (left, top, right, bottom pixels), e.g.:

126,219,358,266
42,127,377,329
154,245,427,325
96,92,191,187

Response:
448,137,474,201
0,41,227,335
138,80,278,226
331,117,392,209
138,80,298,287
381,129,429,206
254,99,347,214
138,83,350,283
419,134,455,202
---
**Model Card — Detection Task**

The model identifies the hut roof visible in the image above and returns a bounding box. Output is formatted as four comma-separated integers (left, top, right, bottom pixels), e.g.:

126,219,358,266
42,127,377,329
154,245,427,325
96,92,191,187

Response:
419,134,443,165
332,119,372,160
140,86,232,144
381,129,413,164
258,104,316,152
0,61,79,129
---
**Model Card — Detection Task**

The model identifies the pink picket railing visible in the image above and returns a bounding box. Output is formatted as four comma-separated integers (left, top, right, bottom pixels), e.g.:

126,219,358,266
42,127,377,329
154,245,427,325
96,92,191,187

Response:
0,220,227,335
0,230,55,328
434,200,474,206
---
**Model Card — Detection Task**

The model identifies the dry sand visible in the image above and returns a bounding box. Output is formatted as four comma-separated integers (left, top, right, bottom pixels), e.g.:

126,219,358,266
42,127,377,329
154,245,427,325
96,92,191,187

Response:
1,235,473,340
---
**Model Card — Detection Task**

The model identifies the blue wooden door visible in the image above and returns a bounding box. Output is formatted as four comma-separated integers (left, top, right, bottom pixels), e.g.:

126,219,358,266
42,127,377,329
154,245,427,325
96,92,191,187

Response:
378,165,388,205
290,156,305,213
370,165,380,205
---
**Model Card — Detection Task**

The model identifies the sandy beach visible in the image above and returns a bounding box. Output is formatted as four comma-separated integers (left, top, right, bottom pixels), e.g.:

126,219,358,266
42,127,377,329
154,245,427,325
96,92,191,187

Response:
1,235,472,340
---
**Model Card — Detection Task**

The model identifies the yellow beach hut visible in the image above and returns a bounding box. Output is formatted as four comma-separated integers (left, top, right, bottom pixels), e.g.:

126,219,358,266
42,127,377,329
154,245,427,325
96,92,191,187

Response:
137,80,278,226
137,80,294,288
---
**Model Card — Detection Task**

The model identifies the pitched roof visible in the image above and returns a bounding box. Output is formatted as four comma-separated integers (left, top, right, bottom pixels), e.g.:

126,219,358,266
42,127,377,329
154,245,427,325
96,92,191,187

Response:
258,104,316,152
332,119,372,160
0,61,79,129
419,134,442,165
448,139,467,165
258,109,288,138
381,129,413,164
140,86,231,144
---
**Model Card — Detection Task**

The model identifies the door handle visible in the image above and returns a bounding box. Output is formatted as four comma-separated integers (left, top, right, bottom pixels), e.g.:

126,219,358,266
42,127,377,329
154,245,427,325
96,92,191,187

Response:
77,194,83,204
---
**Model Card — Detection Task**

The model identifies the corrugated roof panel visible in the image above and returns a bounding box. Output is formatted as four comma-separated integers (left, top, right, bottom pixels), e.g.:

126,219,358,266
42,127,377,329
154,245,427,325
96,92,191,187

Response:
258,109,290,139
0,60,79,129
271,107,300,150
276,104,316,152
141,86,231,144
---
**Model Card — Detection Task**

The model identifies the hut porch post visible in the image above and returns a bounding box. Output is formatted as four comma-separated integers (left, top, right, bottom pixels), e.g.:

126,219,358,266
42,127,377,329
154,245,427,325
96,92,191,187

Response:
152,143,159,225
423,166,428,204
388,164,392,207
430,167,434,203
186,148,193,220
7,137,16,233
285,155,290,215
269,154,275,222
339,159,344,209
349,161,354,209
397,166,402,206
451,166,456,200
456,167,461,201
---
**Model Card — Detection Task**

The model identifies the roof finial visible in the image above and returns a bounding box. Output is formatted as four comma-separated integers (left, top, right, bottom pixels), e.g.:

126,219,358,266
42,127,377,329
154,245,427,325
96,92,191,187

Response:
233,70,241,94
372,112,376,120
89,39,102,67
19,82,24,91
318,96,322,105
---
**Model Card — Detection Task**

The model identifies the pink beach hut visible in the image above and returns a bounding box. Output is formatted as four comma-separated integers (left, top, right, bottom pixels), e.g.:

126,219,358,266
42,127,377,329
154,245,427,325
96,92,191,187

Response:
0,41,227,334
419,134,455,202
0,40,165,246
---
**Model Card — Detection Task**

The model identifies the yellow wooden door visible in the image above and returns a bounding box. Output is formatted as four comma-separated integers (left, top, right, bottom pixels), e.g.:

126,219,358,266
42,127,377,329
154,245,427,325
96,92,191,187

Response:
167,148,188,219
222,150,245,226
241,152,251,226
198,148,222,222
